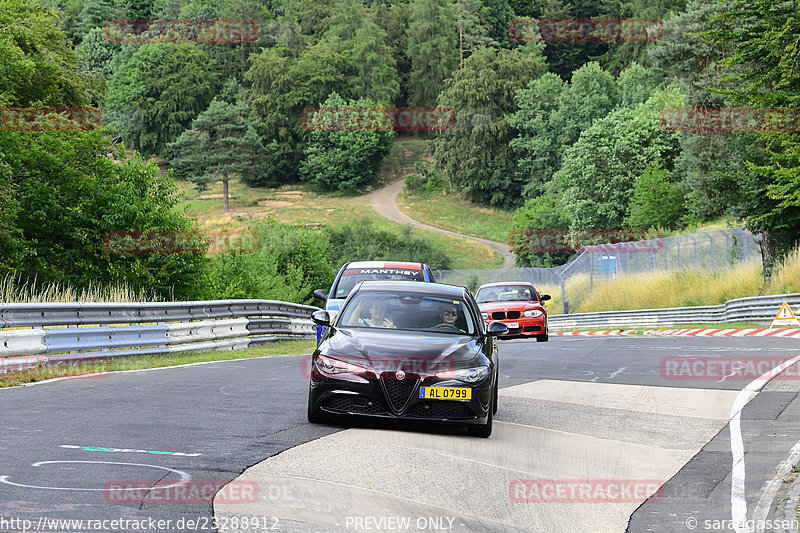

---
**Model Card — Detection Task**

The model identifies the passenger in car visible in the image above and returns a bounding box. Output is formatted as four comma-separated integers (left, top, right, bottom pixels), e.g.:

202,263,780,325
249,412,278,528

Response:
352,298,396,328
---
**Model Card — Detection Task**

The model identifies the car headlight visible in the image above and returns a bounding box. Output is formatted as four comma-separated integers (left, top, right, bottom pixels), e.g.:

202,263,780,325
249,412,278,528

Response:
523,309,544,318
316,355,366,375
436,365,489,383
481,312,489,320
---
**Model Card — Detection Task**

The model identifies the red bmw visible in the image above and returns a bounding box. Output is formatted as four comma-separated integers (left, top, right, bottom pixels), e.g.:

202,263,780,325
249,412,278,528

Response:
475,282,551,341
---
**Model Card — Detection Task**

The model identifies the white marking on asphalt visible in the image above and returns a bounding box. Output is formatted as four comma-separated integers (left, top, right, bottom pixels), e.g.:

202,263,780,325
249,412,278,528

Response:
607,367,627,380
752,440,800,533
0,460,191,491
730,354,800,533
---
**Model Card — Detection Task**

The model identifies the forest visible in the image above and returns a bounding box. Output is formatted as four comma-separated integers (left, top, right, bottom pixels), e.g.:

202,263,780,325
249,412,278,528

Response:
1,0,798,301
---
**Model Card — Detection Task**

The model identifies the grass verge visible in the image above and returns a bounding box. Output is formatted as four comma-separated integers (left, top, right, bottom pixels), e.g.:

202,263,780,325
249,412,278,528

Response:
397,190,514,244
0,340,316,388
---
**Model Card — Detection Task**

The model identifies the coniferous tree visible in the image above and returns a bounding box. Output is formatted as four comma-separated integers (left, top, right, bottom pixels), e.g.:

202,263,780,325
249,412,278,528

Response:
168,99,269,213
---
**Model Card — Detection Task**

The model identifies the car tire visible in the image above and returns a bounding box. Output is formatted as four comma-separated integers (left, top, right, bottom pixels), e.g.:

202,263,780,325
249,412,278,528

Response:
469,391,493,438
307,383,327,424
536,331,549,342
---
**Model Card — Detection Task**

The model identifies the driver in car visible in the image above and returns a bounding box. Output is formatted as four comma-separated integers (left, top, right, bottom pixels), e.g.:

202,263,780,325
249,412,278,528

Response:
436,304,464,332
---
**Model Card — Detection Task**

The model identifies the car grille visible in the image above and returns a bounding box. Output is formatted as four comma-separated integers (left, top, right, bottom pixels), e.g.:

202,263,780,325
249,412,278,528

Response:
380,374,419,412
323,395,389,416
491,311,522,320
407,401,476,419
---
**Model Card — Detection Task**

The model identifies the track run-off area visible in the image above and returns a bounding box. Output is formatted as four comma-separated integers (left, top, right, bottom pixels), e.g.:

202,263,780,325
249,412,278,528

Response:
2,336,800,532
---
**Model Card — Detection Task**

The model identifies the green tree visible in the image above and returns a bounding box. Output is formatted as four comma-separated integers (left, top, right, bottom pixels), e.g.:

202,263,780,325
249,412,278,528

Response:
0,129,208,299
711,0,800,265
509,62,617,200
406,0,458,107
508,72,565,199
326,1,400,104
245,38,349,184
168,98,270,213
625,161,685,229
300,93,394,192
106,43,217,156
433,46,547,207
75,26,119,86
510,192,571,266
556,89,682,229
325,217,452,270
208,216,334,304
551,62,619,157
617,62,656,108
0,0,100,107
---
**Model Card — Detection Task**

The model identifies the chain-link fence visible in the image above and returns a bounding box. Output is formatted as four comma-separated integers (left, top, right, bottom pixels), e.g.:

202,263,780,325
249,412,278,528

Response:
434,227,763,314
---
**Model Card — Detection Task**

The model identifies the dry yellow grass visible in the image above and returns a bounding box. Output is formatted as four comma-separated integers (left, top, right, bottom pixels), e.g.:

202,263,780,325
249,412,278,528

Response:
1,273,162,303
575,259,764,313
770,246,800,294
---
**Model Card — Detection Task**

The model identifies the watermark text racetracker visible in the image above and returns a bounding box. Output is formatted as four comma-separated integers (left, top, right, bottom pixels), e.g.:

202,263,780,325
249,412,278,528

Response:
104,19,258,43
661,357,800,380
0,108,102,132
661,108,800,133
510,228,665,254
104,480,257,504
103,230,258,255
509,479,663,503
509,18,663,43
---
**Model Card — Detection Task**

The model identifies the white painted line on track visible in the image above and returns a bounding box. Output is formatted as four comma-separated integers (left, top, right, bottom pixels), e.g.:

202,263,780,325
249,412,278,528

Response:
730,354,800,533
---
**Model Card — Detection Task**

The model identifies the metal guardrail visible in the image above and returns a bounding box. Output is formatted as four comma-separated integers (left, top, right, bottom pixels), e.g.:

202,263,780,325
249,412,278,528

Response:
548,293,800,330
0,300,318,371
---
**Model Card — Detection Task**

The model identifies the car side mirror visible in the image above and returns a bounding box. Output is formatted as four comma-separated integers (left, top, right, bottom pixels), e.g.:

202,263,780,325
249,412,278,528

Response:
312,289,328,302
541,294,551,301
486,321,509,336
311,310,331,326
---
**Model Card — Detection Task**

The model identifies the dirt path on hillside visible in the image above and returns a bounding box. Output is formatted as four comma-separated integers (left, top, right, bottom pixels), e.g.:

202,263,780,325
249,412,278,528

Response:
369,179,516,269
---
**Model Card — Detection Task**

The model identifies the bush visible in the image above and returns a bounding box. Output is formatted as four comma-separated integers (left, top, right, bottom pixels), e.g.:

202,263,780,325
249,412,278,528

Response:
404,161,447,195
207,217,335,305
325,218,452,270
300,92,394,192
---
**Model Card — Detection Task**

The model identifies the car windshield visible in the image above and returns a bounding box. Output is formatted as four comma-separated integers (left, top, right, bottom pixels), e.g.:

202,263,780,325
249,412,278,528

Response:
338,291,476,335
476,285,537,303
331,267,425,299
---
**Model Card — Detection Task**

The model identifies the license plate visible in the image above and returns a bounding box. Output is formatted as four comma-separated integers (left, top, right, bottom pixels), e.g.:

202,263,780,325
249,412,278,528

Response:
419,387,471,400
506,322,519,328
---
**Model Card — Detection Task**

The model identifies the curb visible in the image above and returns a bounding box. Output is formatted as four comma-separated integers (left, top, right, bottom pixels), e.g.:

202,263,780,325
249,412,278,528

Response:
554,328,800,338
774,468,800,533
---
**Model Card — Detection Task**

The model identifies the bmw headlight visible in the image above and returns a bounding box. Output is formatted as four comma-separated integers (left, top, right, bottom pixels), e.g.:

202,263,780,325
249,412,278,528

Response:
436,365,489,383
523,309,544,318
316,355,367,375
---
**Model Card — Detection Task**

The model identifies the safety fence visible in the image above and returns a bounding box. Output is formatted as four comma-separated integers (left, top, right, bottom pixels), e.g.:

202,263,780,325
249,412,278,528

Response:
0,300,317,373
548,293,800,330
435,227,763,314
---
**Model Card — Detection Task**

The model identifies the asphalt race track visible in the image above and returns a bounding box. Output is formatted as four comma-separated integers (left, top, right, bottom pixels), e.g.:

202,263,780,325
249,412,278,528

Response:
2,336,800,532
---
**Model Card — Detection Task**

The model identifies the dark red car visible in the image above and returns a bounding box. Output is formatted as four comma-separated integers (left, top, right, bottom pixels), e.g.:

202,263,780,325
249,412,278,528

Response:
475,282,551,341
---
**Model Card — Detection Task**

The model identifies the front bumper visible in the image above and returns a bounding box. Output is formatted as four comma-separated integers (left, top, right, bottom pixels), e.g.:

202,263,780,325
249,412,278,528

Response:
486,317,546,338
308,367,492,426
